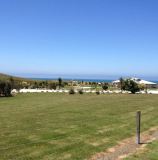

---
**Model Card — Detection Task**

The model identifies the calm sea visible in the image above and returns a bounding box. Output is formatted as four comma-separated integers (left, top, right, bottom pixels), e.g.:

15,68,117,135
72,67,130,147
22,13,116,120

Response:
28,78,158,84
28,78,114,82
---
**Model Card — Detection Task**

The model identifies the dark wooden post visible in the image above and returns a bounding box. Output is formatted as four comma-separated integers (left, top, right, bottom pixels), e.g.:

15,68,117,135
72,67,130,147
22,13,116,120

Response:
136,110,141,144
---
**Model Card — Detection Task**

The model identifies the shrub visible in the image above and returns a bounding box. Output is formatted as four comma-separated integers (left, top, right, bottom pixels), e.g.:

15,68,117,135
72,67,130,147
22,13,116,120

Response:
123,79,140,94
104,82,109,85
119,77,125,90
4,81,12,96
61,83,65,88
63,82,68,86
96,91,100,94
69,88,75,94
32,85,38,89
14,83,22,93
140,83,146,90
92,82,96,85
0,78,13,97
78,89,83,94
91,84,97,89
102,85,108,90
58,77,62,89
48,82,56,90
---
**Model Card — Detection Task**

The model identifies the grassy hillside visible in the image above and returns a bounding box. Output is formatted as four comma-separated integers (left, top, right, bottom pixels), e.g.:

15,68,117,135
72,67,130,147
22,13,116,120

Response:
0,93,158,159
0,73,39,82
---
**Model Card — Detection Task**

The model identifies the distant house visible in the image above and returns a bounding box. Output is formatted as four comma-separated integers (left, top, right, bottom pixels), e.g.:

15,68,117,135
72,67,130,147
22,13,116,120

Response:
111,78,157,89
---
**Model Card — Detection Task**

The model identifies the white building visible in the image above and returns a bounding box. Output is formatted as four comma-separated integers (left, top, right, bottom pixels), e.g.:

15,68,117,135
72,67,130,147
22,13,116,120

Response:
111,78,157,89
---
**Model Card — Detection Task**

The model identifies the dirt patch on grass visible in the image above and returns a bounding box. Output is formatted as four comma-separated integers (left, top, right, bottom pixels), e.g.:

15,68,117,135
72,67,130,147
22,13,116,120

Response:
28,135,41,141
63,153,71,159
86,125,158,160
85,138,109,147
85,140,100,147
57,153,71,159
54,129,66,134
102,138,109,143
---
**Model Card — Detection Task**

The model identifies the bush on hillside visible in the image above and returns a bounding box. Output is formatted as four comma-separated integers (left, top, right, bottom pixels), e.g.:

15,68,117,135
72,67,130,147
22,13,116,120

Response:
63,82,68,86
91,84,97,89
14,83,22,93
78,89,83,94
61,83,65,88
96,91,100,95
102,85,108,90
69,88,75,94
48,82,56,90
139,83,146,90
104,82,109,85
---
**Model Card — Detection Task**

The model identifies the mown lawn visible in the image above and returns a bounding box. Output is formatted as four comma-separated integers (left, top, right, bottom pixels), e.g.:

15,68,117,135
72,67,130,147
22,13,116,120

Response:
126,139,158,160
0,93,158,160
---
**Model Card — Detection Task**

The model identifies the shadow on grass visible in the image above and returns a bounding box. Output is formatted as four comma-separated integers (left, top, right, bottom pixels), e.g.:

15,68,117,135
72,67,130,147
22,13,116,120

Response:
0,94,15,98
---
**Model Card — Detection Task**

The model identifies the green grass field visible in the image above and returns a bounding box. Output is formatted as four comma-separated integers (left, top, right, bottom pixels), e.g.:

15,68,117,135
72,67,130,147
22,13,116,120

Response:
0,93,158,160
126,139,158,160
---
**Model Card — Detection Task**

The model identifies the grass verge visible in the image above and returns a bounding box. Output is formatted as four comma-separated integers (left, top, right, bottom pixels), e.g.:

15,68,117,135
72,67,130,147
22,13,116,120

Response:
0,93,158,159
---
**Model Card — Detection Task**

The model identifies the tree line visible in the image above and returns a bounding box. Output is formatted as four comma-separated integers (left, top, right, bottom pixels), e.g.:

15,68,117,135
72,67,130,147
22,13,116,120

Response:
31,78,67,90
0,77,69,97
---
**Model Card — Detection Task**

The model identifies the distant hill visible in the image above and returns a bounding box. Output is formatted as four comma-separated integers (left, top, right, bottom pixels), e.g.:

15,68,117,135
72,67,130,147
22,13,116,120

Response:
0,73,37,81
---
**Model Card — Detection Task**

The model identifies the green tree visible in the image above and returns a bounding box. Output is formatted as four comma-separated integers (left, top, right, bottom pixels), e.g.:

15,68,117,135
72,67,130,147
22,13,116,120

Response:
63,82,68,86
34,81,37,85
45,80,48,88
119,77,125,91
69,88,75,94
92,82,96,85
0,78,6,96
0,78,12,97
139,83,146,90
104,82,109,85
61,83,65,88
14,83,22,94
102,85,108,90
9,76,15,89
123,79,140,94
41,81,45,86
48,82,56,90
91,83,97,89
4,81,12,97
58,77,62,89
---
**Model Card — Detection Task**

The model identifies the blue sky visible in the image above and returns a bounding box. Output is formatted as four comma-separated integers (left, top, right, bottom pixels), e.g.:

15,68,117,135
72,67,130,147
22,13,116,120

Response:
0,0,158,80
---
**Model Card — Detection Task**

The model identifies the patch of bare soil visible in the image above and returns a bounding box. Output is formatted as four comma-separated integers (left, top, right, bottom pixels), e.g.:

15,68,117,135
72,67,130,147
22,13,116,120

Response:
86,126,158,160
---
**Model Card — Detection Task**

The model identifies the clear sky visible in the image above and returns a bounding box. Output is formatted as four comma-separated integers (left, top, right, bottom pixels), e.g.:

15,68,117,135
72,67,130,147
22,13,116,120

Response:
0,0,158,80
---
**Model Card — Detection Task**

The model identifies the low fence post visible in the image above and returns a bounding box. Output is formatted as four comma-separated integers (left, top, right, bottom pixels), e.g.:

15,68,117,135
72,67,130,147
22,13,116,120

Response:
136,110,141,144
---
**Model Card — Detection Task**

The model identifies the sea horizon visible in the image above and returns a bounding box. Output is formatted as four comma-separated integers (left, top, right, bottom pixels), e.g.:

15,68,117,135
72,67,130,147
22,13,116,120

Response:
28,78,114,83
28,78,158,84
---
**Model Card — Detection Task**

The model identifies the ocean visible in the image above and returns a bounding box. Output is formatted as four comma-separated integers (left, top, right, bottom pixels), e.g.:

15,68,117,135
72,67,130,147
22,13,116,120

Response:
28,78,158,84
28,78,114,82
